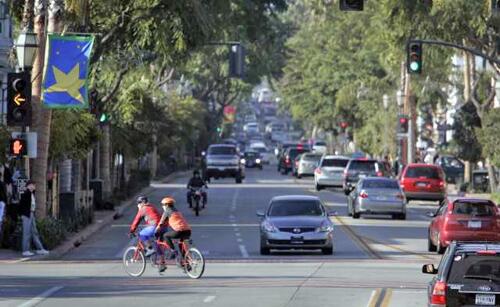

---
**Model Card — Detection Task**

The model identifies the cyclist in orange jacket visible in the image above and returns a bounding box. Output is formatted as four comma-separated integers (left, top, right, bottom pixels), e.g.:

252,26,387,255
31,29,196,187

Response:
155,196,192,259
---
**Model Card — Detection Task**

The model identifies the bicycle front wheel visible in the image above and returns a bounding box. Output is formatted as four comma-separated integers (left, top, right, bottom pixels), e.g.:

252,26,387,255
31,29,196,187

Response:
183,247,205,279
123,246,146,277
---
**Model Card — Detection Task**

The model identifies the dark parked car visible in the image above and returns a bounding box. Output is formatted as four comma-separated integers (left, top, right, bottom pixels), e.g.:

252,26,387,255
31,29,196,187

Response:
342,159,390,195
423,242,500,307
435,155,465,184
257,195,335,255
278,146,310,175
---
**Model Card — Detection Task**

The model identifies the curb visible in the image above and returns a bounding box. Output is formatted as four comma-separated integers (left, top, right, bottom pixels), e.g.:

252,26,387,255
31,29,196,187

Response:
41,170,189,261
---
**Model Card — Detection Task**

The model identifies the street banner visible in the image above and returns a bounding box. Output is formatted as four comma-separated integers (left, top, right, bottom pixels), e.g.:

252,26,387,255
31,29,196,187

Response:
223,105,236,123
42,34,94,108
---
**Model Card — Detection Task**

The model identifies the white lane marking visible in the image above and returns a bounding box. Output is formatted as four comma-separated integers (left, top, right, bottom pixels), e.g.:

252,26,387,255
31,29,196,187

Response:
231,223,237,227
229,215,236,219
115,237,137,258
18,286,64,307
152,183,314,188
239,245,249,258
237,238,243,243
366,289,378,307
235,233,241,237
234,228,240,232
203,295,216,303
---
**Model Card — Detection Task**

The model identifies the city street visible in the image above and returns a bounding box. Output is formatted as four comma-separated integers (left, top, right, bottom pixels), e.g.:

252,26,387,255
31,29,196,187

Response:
0,167,441,307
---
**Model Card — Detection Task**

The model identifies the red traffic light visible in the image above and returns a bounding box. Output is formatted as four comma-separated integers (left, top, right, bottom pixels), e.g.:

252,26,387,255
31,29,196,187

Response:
340,122,348,129
10,138,27,157
399,117,408,124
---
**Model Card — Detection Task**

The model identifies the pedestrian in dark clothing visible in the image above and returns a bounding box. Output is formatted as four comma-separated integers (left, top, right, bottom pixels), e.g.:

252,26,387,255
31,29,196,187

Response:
19,181,48,257
0,180,6,242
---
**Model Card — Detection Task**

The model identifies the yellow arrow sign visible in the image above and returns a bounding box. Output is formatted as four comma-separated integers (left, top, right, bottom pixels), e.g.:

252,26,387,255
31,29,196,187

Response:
14,94,26,106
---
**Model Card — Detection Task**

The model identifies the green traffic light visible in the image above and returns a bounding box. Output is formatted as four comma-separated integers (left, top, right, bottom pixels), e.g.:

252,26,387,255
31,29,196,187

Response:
410,61,420,71
99,114,108,123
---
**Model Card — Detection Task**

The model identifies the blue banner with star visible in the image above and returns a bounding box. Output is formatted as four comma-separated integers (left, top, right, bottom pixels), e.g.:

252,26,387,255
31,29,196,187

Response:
42,34,94,109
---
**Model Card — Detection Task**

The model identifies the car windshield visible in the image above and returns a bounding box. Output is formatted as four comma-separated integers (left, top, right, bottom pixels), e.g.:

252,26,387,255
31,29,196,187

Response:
448,255,500,283
322,159,349,167
452,201,496,216
442,157,463,168
349,161,378,172
269,200,324,217
362,180,399,189
303,154,322,162
405,167,441,179
245,152,259,158
208,146,236,155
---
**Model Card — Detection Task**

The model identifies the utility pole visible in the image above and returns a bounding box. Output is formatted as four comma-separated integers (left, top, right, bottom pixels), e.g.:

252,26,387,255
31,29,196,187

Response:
404,63,416,164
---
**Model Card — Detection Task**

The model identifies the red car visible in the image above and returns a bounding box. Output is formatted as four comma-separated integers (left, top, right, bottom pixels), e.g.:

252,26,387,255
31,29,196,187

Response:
428,198,500,253
399,163,446,202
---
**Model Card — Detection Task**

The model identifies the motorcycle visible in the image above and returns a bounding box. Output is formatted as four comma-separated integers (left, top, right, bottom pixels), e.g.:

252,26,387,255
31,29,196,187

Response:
189,187,206,216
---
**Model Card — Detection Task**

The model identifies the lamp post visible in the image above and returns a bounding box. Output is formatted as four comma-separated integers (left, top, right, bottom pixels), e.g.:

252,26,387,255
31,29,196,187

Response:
383,94,389,157
15,31,38,72
14,30,38,178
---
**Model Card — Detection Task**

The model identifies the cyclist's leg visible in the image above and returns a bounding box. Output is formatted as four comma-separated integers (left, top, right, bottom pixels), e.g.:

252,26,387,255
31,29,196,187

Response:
139,226,156,249
162,229,180,250
178,230,192,256
186,191,192,207
202,191,207,207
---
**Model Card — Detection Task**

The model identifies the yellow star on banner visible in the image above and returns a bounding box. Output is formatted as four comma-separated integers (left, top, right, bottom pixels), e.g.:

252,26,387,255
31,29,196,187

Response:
46,64,85,103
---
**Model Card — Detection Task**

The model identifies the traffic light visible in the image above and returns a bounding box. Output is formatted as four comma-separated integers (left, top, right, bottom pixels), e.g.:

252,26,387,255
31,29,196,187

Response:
407,42,423,74
397,115,409,134
229,44,245,79
7,72,32,126
10,138,27,157
339,0,363,11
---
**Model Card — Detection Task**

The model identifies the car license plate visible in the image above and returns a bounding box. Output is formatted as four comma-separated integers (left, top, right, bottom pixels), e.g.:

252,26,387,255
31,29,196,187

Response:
291,240,304,244
416,182,427,187
376,196,387,201
359,174,367,178
468,220,482,228
475,294,495,306
218,167,225,171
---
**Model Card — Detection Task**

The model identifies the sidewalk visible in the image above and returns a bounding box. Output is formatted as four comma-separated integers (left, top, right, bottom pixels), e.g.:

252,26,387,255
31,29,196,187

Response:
0,170,189,263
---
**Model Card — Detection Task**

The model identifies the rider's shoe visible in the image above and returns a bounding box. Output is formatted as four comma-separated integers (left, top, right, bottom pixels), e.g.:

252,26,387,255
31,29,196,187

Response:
158,263,167,273
144,247,156,257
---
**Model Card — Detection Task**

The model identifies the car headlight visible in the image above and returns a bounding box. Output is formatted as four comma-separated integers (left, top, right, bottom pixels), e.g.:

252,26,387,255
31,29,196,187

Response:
316,222,334,232
240,158,246,164
256,159,261,164
262,220,278,232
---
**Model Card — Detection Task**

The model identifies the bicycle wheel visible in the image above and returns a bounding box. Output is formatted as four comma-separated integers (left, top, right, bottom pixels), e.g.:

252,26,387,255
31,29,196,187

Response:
183,247,205,279
123,246,146,277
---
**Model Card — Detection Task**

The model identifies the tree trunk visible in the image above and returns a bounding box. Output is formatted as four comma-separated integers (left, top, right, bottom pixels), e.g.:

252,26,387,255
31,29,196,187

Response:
99,124,111,199
30,0,47,217
150,132,158,178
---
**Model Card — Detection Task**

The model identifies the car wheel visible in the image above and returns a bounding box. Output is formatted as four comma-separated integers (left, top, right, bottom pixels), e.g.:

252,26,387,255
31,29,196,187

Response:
352,210,360,219
297,174,302,179
260,246,270,255
235,177,242,184
437,234,446,254
398,213,406,220
322,246,333,255
427,230,437,252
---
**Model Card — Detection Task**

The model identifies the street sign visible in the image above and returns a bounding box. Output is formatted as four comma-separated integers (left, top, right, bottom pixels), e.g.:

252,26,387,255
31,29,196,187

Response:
11,132,38,158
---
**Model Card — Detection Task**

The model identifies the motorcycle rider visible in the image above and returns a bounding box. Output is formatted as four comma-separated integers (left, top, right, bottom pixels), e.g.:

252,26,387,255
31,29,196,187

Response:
186,170,208,208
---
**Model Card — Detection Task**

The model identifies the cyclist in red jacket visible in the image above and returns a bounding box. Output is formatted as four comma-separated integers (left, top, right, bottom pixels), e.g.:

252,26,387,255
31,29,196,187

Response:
129,196,165,258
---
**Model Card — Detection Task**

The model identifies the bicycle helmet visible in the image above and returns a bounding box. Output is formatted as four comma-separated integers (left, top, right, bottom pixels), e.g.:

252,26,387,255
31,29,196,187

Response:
161,196,176,206
136,195,148,204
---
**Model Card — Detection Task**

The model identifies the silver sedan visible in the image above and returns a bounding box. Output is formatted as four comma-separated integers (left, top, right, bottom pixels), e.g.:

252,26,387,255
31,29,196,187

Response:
347,177,407,220
296,153,323,178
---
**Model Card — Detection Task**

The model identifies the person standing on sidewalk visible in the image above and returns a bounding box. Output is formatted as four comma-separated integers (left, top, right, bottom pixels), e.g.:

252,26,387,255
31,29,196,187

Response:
0,179,7,242
19,181,49,257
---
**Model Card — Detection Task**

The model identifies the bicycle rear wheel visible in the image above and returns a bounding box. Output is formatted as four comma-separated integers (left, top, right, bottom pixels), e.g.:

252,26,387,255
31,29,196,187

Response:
183,247,205,279
123,246,146,277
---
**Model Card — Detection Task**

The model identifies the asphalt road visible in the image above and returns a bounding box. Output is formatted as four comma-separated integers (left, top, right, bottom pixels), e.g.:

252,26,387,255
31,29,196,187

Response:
0,166,442,307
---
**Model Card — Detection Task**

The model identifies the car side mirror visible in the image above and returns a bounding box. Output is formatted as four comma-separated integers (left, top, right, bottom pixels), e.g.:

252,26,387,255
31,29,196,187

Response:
426,212,436,218
256,210,265,217
422,264,438,275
